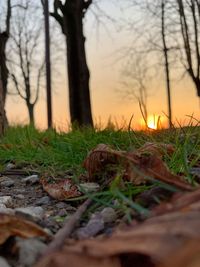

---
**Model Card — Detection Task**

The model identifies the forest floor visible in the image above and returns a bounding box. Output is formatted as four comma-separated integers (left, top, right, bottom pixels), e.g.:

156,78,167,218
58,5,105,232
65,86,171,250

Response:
0,125,199,267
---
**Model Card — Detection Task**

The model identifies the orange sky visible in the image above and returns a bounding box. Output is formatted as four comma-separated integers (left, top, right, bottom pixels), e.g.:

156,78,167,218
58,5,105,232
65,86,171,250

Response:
5,2,200,131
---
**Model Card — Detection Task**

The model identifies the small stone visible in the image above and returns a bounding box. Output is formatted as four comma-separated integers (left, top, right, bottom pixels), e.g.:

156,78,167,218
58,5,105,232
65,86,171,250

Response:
0,196,13,207
0,257,11,267
76,214,104,239
22,174,39,185
35,196,51,205
15,188,26,194
17,237,47,267
78,182,100,193
100,207,117,223
57,209,68,217
15,194,25,200
15,206,45,221
0,207,15,215
190,167,200,179
0,179,14,187
5,163,15,170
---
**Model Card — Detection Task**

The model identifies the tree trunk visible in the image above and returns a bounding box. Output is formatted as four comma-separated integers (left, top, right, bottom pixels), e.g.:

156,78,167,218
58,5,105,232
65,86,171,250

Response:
27,103,35,126
64,5,93,127
194,78,200,97
0,32,8,103
0,67,6,135
161,0,173,128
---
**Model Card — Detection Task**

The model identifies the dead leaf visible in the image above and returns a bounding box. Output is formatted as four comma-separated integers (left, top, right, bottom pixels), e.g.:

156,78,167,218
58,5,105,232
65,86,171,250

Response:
136,142,175,158
152,186,200,216
83,143,192,190
125,153,193,190
40,177,82,200
83,144,119,180
158,239,200,267
35,209,200,267
0,213,49,245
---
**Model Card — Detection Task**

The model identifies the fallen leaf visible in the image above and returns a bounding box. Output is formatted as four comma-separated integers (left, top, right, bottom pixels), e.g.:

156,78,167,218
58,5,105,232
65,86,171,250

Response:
83,143,193,190
125,153,193,190
152,186,200,216
136,142,175,158
83,143,120,181
0,213,49,245
158,239,200,267
35,209,200,267
40,177,82,200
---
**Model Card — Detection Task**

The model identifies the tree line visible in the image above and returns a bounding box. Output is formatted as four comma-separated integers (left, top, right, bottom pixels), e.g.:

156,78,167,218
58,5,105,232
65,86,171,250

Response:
0,0,199,135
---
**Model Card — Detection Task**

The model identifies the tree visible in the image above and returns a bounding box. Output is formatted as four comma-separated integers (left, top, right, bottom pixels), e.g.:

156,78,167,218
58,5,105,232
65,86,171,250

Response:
121,53,149,125
176,0,200,98
51,0,93,127
9,2,45,126
41,0,52,129
161,0,172,128
126,0,178,127
0,0,11,131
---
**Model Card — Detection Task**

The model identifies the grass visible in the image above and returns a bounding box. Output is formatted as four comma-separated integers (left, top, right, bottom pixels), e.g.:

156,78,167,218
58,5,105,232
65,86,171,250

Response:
0,124,199,218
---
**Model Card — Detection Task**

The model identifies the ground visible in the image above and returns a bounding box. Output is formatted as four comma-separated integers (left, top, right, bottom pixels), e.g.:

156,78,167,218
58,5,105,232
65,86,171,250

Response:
0,125,199,267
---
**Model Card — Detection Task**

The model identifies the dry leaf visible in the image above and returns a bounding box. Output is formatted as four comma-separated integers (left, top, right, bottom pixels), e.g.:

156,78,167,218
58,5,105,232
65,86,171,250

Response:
40,177,82,200
0,213,49,245
35,208,200,267
152,186,200,216
136,142,175,158
158,239,200,267
125,152,193,190
83,144,119,180
83,143,192,190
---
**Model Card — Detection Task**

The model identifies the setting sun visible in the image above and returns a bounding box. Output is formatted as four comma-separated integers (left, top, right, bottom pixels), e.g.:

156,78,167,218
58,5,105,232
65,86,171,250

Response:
147,115,159,130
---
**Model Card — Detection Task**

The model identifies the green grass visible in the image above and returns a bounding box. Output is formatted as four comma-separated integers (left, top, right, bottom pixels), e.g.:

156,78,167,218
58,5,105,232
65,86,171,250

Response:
0,125,199,219
0,125,199,175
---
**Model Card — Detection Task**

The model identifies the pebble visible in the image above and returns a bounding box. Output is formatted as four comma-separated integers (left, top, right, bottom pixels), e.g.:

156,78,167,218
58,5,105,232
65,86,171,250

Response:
76,213,104,239
22,175,39,185
15,194,25,200
55,202,76,211
100,207,117,223
0,179,14,187
190,167,200,179
0,207,15,215
35,196,51,205
57,209,68,217
17,237,47,267
0,196,13,207
15,206,45,221
0,257,11,267
78,182,100,193
5,163,15,170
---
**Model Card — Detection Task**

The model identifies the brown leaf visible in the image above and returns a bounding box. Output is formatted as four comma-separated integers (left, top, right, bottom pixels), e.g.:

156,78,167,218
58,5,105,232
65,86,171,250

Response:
136,142,175,158
158,239,200,267
0,213,49,245
83,144,119,180
35,209,200,267
152,186,200,216
40,177,82,200
125,153,193,190
83,143,193,190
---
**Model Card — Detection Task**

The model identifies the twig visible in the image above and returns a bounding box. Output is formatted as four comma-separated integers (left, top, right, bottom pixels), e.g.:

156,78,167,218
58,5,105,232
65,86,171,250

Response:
41,198,92,257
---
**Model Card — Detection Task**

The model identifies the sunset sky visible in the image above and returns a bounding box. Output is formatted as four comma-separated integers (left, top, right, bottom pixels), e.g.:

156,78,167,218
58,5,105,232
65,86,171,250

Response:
3,1,200,130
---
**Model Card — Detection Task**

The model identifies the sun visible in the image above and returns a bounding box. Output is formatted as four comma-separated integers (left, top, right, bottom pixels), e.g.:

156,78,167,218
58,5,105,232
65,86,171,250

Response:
147,115,160,130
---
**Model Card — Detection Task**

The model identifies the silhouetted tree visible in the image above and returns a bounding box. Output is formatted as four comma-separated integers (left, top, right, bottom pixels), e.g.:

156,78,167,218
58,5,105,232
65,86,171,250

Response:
161,0,172,128
0,0,11,132
9,2,44,126
177,0,200,98
51,0,93,127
